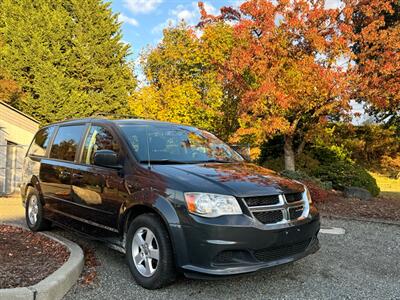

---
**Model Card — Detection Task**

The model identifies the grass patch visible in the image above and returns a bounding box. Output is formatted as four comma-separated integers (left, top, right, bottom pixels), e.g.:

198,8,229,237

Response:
370,172,400,200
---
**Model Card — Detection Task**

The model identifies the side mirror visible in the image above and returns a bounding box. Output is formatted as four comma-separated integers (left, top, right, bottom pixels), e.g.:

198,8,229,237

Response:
93,150,121,169
230,144,251,161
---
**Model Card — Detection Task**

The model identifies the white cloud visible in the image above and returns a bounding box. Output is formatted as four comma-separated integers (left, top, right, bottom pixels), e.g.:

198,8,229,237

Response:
151,18,176,34
151,1,218,34
202,2,217,15
171,4,197,24
123,0,163,14
118,13,139,27
229,0,246,8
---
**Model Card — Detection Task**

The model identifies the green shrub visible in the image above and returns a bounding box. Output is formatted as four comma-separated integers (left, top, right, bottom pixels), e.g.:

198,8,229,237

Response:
308,144,352,165
262,157,284,172
310,123,400,172
295,153,320,172
280,170,333,190
261,143,380,196
306,146,380,196
312,161,380,196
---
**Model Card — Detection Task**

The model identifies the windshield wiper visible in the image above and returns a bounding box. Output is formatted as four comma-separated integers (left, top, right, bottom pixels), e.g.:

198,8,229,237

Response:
139,159,192,164
199,159,233,163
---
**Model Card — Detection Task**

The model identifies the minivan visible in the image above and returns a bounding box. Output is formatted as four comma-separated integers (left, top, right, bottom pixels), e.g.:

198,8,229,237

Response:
21,118,320,289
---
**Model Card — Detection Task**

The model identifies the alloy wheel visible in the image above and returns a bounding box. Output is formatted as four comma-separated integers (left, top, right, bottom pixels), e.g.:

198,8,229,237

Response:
28,195,39,225
131,227,160,277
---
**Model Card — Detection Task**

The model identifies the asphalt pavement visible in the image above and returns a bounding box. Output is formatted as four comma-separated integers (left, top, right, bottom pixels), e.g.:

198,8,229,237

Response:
1,197,399,300
62,218,400,300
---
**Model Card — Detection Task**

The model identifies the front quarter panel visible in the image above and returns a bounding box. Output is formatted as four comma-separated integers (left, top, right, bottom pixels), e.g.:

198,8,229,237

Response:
120,187,190,267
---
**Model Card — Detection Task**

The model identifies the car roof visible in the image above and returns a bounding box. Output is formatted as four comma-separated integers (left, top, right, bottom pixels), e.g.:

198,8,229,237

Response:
41,117,195,129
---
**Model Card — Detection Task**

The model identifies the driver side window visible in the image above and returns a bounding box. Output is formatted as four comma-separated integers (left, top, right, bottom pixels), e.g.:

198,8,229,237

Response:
82,125,120,165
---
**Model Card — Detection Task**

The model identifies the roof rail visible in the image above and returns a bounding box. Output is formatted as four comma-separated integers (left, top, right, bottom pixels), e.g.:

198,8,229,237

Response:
90,112,143,119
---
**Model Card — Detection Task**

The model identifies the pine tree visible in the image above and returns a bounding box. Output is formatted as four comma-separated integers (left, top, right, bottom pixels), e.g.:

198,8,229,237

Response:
0,0,136,123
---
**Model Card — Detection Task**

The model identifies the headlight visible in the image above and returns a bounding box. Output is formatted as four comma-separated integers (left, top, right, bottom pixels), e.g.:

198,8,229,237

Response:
184,192,242,218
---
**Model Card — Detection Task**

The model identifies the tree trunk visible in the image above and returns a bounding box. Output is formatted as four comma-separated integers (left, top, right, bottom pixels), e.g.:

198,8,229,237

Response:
296,139,306,156
284,135,295,171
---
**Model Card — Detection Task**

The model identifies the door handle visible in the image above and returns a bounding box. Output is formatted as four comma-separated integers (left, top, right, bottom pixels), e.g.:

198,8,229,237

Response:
73,173,84,179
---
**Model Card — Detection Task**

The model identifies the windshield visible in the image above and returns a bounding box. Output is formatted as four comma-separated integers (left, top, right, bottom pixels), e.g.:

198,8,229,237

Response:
119,124,243,164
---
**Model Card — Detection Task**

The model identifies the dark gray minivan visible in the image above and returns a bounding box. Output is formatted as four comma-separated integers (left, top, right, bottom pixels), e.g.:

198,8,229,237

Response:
21,118,320,289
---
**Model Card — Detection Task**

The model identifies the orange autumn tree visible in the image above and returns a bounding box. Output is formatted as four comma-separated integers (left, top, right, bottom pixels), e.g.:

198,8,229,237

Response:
199,0,352,171
0,69,22,104
344,0,400,127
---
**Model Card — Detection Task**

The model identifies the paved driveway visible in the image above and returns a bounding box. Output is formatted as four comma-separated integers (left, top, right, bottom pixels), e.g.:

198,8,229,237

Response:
1,197,399,299
0,195,24,225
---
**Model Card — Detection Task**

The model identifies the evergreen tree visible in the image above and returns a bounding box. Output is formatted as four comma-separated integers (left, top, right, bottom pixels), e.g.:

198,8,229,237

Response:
0,0,136,123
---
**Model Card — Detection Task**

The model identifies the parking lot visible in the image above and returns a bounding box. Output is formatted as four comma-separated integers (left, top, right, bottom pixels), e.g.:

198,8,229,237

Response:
62,218,399,300
1,196,399,299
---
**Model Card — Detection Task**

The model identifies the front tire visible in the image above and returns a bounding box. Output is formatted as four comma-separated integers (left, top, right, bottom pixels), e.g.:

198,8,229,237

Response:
126,213,176,289
25,187,51,231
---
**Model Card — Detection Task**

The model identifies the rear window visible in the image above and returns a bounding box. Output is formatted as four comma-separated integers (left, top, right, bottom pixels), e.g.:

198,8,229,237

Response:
28,127,55,157
49,125,86,161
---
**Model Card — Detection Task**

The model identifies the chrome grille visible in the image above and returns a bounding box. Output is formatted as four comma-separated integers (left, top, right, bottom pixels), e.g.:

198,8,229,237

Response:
289,206,304,219
244,195,280,207
285,192,303,203
243,191,308,225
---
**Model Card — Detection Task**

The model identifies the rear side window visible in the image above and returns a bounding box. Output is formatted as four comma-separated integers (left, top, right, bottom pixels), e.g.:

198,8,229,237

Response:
82,125,120,165
28,127,55,157
50,125,86,161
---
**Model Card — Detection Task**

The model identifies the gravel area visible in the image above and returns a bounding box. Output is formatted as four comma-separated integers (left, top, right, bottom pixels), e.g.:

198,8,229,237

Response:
61,218,400,300
1,197,399,299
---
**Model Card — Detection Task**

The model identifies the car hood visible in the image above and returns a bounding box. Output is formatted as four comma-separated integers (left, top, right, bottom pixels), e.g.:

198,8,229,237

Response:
150,162,304,197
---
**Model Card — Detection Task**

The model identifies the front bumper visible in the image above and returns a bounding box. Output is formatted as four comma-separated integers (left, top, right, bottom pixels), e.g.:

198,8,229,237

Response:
172,208,320,277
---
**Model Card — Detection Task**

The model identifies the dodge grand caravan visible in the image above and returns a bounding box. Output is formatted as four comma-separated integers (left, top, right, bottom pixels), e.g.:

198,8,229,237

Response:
21,118,320,289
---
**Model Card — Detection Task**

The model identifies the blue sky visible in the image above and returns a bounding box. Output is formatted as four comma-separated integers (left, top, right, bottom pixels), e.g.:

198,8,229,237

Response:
111,0,237,61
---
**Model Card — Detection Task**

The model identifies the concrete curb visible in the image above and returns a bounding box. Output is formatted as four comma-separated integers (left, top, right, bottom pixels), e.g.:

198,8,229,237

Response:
321,214,400,226
0,226,84,300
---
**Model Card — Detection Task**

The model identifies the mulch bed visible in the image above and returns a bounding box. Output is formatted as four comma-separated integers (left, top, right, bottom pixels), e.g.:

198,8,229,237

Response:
304,181,400,222
316,195,400,222
0,225,70,289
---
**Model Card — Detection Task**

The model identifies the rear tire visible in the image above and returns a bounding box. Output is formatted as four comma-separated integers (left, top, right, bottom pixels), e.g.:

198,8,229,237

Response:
126,213,176,289
25,187,51,231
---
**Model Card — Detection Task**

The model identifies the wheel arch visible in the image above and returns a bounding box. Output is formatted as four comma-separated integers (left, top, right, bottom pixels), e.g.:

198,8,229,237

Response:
22,176,43,205
120,193,187,268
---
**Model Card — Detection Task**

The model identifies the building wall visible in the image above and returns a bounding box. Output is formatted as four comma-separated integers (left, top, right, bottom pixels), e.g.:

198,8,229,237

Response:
0,102,39,194
0,102,39,145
